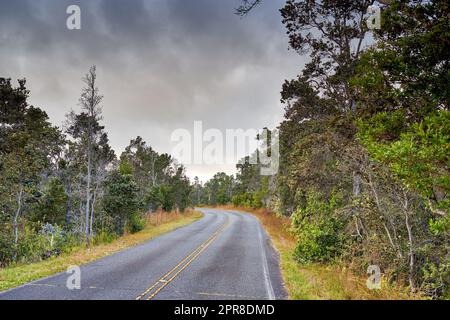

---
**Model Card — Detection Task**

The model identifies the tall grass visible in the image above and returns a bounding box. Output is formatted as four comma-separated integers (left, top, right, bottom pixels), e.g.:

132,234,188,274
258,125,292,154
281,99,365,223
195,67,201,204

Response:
218,205,422,300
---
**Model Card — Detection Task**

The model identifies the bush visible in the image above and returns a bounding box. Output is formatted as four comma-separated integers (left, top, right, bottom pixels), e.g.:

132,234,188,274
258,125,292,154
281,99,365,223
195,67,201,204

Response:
292,192,346,264
103,171,140,235
0,228,14,267
421,261,450,299
93,231,117,246
127,212,146,234
232,192,264,209
0,222,83,266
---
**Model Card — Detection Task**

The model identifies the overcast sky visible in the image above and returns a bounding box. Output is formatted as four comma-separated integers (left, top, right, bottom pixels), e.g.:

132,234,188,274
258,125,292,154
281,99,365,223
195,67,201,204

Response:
0,0,305,182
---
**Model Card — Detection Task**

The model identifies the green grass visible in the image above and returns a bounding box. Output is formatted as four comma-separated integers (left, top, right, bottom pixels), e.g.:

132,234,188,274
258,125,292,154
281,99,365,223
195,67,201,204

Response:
0,210,203,292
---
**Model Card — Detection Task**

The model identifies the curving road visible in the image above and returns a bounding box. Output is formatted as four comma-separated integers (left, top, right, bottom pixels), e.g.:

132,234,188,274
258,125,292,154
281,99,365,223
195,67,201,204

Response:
0,209,286,300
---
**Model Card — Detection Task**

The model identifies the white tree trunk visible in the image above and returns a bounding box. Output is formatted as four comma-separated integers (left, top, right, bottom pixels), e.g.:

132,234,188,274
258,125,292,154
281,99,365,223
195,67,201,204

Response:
13,185,24,261
401,190,415,291
368,171,403,258
85,138,92,246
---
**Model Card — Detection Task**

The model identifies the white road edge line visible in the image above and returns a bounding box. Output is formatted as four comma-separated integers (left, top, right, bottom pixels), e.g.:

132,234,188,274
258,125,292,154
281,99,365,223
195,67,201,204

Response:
258,223,275,300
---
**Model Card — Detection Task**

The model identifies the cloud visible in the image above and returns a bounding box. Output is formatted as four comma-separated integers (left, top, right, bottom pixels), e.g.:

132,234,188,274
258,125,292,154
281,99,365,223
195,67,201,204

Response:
0,0,304,181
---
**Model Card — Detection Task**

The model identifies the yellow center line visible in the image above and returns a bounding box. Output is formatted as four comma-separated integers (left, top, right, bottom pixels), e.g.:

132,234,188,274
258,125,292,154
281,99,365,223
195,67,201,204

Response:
136,218,230,300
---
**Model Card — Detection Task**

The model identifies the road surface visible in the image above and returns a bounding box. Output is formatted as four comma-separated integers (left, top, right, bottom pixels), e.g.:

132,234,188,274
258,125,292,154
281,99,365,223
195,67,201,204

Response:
0,209,286,300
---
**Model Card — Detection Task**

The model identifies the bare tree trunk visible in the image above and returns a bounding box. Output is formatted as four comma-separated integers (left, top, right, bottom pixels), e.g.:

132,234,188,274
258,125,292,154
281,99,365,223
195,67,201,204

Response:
89,183,98,237
85,139,92,247
89,196,94,237
78,194,83,233
65,183,72,226
353,170,361,197
13,185,24,261
368,171,403,258
151,155,156,187
401,190,415,291
354,216,362,237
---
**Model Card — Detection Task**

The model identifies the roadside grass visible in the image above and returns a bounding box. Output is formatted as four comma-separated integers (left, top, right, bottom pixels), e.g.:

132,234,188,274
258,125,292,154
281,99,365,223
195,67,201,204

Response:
217,205,421,300
0,210,203,292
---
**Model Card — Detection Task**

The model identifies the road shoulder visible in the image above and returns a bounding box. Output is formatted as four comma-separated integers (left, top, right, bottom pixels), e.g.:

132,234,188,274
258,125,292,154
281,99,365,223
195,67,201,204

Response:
0,210,204,292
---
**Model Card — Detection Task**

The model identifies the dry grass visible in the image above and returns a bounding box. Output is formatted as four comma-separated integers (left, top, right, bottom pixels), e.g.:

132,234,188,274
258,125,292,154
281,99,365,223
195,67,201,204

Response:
0,210,203,292
217,205,422,300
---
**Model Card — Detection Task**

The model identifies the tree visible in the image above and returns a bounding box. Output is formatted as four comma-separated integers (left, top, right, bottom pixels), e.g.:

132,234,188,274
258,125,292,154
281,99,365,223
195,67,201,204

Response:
0,78,63,260
81,66,102,245
190,176,203,206
171,165,192,212
103,171,140,235
351,0,449,119
120,136,192,212
203,173,234,205
66,66,113,245
32,177,68,226
235,0,263,16
121,136,174,205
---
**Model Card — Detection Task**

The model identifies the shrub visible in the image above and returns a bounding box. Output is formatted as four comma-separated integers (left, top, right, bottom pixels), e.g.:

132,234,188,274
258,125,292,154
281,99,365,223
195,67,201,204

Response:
421,261,450,299
0,228,14,267
292,192,346,264
127,212,146,234
232,192,265,209
93,231,117,246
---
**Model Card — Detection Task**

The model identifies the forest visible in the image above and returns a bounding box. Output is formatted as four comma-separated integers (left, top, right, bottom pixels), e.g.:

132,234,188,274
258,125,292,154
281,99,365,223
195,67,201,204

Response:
195,0,449,298
0,66,192,267
0,0,448,299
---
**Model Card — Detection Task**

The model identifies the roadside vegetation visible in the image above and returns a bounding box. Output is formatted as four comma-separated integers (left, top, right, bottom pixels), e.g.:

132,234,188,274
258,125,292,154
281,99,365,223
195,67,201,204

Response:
195,1,449,300
0,0,447,300
0,210,202,291
218,205,421,300
0,67,193,270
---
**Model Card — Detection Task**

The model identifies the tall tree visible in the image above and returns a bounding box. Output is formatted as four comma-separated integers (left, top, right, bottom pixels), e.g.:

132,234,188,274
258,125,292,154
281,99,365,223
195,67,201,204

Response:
66,66,109,245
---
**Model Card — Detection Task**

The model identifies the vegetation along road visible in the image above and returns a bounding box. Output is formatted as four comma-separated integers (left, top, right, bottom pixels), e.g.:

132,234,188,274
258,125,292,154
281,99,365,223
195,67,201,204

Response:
0,209,286,300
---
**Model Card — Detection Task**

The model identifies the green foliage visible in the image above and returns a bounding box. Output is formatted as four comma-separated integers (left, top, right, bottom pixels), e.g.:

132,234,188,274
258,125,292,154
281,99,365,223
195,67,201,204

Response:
429,215,450,236
224,0,450,298
119,159,134,175
352,0,449,119
92,231,116,246
358,111,449,209
0,1,448,299
103,171,140,235
202,172,234,205
171,167,192,212
127,212,146,234
0,223,82,266
232,191,265,209
0,73,194,268
291,193,346,264
146,185,175,212
421,260,450,299
232,193,252,208
0,227,14,267
120,137,192,212
32,178,68,226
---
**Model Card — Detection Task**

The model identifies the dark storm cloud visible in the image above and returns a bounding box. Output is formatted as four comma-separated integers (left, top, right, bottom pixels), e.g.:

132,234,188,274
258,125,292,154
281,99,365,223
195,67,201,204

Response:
0,0,304,180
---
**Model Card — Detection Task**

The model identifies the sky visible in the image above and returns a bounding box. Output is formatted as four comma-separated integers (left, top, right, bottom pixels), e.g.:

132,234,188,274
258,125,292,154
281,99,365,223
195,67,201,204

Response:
0,0,305,182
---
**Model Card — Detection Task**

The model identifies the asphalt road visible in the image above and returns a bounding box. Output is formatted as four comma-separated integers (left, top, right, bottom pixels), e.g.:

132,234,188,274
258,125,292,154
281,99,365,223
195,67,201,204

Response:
0,209,286,300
